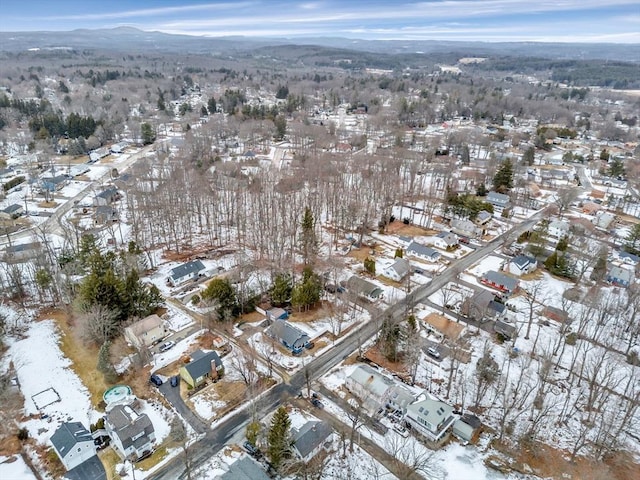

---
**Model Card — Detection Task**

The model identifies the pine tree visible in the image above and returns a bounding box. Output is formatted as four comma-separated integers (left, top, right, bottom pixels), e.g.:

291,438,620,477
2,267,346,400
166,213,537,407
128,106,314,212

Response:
267,406,291,471
202,278,239,320
523,146,535,165
300,207,317,266
270,274,292,307
493,159,514,192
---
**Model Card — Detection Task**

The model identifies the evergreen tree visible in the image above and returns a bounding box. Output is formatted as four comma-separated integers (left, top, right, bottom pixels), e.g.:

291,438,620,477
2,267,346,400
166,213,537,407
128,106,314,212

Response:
267,406,291,471
460,144,470,165
202,278,239,320
523,146,535,165
274,115,287,140
493,159,514,192
624,223,640,255
394,248,403,259
141,122,155,145
270,274,292,307
97,341,118,383
364,257,376,275
291,267,321,312
300,207,317,266
607,157,626,178
207,97,217,114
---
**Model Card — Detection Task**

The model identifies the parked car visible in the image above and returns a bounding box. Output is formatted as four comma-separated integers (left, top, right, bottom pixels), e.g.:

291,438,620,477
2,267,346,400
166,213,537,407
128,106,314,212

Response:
170,376,179,387
243,441,259,456
311,399,324,409
427,347,441,359
393,424,409,438
149,374,163,386
159,341,175,352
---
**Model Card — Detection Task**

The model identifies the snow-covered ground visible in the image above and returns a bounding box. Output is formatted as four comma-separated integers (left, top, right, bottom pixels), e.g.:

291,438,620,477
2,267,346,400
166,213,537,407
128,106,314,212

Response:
0,455,38,480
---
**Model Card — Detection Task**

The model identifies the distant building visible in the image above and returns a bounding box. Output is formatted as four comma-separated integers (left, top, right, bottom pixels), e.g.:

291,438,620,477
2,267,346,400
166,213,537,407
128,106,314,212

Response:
382,258,411,282
1,203,24,219
432,232,458,250
93,186,120,207
486,191,511,210
450,219,481,239
548,220,570,239
606,265,634,288
480,271,519,296
167,260,206,287
2,242,41,263
345,275,384,301
506,254,537,277
406,241,441,262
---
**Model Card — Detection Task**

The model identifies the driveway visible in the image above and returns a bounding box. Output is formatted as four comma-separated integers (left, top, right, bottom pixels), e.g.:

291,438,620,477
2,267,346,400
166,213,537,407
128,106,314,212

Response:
159,381,209,434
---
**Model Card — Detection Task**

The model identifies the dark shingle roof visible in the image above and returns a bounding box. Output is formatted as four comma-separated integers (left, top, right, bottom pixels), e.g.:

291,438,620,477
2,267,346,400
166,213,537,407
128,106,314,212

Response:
293,420,333,459
266,320,309,348
63,455,106,480
50,422,92,458
169,260,205,281
218,455,270,480
184,350,222,379
106,405,154,445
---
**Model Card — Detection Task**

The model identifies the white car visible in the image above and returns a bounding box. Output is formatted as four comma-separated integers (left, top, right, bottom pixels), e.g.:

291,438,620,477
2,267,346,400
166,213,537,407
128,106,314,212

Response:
427,347,441,359
159,341,175,352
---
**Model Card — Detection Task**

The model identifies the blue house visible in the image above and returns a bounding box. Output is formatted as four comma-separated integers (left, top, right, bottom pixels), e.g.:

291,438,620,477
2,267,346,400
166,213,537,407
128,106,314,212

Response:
266,319,311,355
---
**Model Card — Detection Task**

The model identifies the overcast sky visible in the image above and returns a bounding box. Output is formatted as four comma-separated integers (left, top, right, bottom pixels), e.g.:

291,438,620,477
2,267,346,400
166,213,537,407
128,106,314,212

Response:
1,0,639,43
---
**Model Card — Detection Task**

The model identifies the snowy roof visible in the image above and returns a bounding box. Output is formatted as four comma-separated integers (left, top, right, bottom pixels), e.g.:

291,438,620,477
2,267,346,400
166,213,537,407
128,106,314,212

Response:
435,231,458,246
2,204,23,214
607,265,633,283
50,422,92,458
126,314,163,337
106,405,154,443
486,191,510,206
386,258,411,278
292,420,333,458
348,365,394,399
169,260,206,280
407,399,454,429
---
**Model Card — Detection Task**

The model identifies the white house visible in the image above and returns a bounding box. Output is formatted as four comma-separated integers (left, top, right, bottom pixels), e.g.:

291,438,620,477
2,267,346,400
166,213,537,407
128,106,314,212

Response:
89,147,110,163
167,260,206,287
507,254,537,277
548,220,570,238
50,422,96,471
406,241,441,262
450,218,482,238
345,365,416,414
405,398,455,444
431,231,458,250
486,191,511,210
382,258,411,282
292,420,334,462
592,212,615,231
105,405,156,461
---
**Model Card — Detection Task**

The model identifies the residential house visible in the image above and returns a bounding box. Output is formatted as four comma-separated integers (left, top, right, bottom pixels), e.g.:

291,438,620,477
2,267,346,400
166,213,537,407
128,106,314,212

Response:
382,258,411,282
582,201,602,215
93,187,120,207
346,364,416,414
110,142,128,154
265,319,311,355
41,174,68,192
548,220,570,239
50,422,96,471
89,147,109,163
0,166,14,179
2,242,41,263
105,405,156,461
542,306,571,325
462,290,506,322
486,191,511,210
215,456,270,480
421,312,465,341
480,271,519,296
592,212,616,230
345,275,384,301
94,206,118,225
405,398,455,444
1,203,24,219
452,414,481,444
123,314,167,349
618,251,640,266
450,219,482,239
179,349,224,388
507,254,538,277
494,319,517,340
606,265,634,288
291,420,334,463
432,231,458,250
69,164,90,177
167,260,206,287
474,210,492,225
406,241,441,262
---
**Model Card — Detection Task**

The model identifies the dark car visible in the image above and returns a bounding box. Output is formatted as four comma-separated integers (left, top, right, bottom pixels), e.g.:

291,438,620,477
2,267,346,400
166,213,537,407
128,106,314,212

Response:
170,376,179,387
149,374,163,386
242,441,259,456
311,399,324,409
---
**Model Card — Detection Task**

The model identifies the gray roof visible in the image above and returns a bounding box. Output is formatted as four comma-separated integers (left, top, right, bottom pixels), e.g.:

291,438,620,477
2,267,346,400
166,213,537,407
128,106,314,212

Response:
477,210,492,221
218,456,270,480
348,364,394,399
494,319,517,338
452,419,475,441
266,320,310,348
51,422,92,458
169,260,206,280
407,399,454,430
619,251,640,264
106,405,154,445
3,204,23,214
511,254,536,269
346,275,383,298
184,350,223,379
435,232,458,246
96,187,119,199
607,265,634,283
406,241,440,260
482,270,519,292
5,242,40,253
63,455,106,480
385,258,410,278
486,191,510,206
293,420,333,458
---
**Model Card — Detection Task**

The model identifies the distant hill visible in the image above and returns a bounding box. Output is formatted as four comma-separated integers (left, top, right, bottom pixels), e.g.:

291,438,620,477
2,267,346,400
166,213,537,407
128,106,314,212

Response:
0,27,638,62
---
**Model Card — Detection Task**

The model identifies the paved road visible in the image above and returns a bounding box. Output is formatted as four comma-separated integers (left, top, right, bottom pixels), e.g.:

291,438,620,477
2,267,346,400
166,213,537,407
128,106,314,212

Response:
148,208,549,479
159,381,209,435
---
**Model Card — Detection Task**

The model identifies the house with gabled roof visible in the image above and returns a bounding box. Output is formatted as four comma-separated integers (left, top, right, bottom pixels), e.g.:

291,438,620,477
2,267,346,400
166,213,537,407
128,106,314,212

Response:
618,250,640,266
452,414,482,444
105,405,156,461
124,314,167,349
462,290,506,322
474,210,493,225
606,265,634,288
480,271,519,296
291,420,334,463
2,241,41,263
180,349,224,388
93,186,120,207
50,422,97,472
265,319,310,355
41,174,68,192
507,254,537,277
167,260,206,287
216,456,270,480
592,211,616,230
345,364,415,415
421,312,465,341
382,258,411,282
432,231,458,250
345,275,384,301
494,319,517,340
548,220,569,238
406,241,441,262
405,398,455,445
1,203,24,219
451,218,481,239
486,191,511,209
